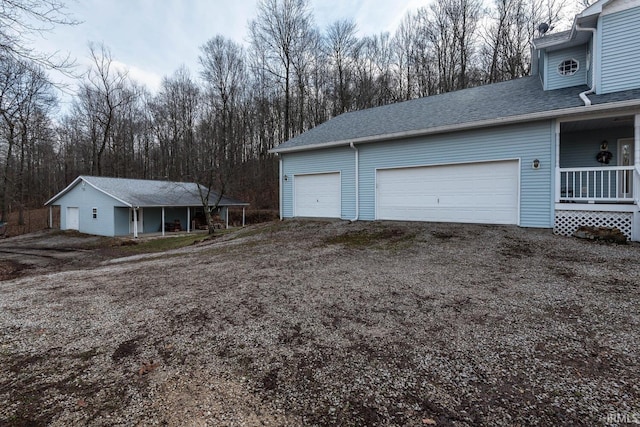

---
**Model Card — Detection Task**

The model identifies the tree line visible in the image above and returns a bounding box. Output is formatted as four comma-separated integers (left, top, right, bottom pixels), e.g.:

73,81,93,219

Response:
1,0,575,223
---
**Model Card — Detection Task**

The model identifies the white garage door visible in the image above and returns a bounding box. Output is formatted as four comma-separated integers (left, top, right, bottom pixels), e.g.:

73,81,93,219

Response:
376,160,519,225
294,172,341,218
66,207,79,230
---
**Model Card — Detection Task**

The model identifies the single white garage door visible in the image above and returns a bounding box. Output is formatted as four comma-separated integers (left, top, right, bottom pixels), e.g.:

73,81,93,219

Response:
66,206,79,230
377,160,519,225
294,172,341,218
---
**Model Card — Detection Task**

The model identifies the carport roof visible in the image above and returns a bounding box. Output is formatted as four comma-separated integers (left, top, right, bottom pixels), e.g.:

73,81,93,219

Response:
45,176,249,208
270,76,640,153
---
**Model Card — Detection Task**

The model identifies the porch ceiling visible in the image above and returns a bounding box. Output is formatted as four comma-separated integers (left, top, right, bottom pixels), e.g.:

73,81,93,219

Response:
561,115,634,132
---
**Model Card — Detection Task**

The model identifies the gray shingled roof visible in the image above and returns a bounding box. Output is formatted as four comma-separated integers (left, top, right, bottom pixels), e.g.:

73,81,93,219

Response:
533,29,572,47
47,176,248,207
272,76,640,152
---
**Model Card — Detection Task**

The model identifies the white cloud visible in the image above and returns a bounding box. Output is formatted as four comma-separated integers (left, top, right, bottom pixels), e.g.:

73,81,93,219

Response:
32,0,424,97
111,60,163,92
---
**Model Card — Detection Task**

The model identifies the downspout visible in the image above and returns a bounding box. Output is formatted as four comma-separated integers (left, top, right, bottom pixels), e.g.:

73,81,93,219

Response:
576,24,597,106
279,156,283,220
350,142,359,222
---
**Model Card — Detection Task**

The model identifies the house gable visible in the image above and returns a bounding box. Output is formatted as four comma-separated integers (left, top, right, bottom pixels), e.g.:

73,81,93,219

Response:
599,4,640,93
533,0,640,96
55,180,127,236
545,45,588,91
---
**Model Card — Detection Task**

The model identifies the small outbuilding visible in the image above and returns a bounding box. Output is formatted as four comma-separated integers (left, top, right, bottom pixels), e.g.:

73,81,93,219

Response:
45,176,249,237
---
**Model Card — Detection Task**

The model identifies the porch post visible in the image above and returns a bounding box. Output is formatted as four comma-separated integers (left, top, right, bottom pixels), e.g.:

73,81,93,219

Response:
242,207,245,227
133,208,138,239
555,121,561,203
161,207,165,237
225,207,229,229
187,207,190,233
635,114,640,166
48,206,53,229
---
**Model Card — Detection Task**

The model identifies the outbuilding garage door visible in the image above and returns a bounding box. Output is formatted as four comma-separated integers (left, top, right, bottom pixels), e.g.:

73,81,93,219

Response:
294,172,341,218
66,207,79,230
376,160,519,225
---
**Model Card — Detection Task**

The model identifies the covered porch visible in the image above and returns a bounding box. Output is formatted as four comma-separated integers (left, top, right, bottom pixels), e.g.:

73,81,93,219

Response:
122,204,248,238
554,113,640,240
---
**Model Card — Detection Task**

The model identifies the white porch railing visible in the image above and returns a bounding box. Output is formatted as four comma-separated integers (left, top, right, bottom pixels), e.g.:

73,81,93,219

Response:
558,166,635,202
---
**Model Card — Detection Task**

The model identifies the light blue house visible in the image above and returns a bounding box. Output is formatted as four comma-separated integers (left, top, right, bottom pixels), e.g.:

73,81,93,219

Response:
45,176,249,237
271,0,640,241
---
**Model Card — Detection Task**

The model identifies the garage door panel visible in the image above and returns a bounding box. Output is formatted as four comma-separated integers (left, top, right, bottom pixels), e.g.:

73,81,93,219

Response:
66,207,79,230
294,173,341,218
376,160,519,225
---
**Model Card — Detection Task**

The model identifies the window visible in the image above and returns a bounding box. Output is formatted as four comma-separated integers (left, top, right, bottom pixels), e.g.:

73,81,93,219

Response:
92,208,98,219
558,59,579,76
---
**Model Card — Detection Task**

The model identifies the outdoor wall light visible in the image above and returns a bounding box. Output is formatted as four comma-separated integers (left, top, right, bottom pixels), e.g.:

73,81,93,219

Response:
284,175,289,181
532,159,541,169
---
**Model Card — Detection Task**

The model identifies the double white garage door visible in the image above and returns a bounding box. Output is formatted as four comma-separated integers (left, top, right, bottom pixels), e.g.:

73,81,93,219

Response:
294,160,519,225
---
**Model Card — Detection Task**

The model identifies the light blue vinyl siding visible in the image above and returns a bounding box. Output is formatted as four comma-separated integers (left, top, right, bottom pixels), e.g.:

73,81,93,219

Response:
144,208,162,233
358,122,554,228
114,207,130,235
600,6,640,94
560,127,633,168
282,146,355,219
57,183,127,236
282,121,555,228
546,45,588,90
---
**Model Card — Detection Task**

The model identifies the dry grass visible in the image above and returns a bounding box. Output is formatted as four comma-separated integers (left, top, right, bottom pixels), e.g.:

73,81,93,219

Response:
1,207,59,238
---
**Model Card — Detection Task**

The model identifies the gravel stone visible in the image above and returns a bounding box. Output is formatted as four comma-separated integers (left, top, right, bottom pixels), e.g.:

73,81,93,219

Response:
0,220,638,426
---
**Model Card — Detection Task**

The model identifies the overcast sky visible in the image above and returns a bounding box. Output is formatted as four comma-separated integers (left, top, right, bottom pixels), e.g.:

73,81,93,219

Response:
34,0,426,106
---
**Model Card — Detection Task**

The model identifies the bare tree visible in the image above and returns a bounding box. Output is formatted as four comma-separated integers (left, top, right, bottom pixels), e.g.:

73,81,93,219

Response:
78,43,134,175
0,56,55,222
324,19,359,114
421,0,482,93
482,0,531,83
249,0,313,141
0,0,78,71
199,35,246,165
149,66,199,180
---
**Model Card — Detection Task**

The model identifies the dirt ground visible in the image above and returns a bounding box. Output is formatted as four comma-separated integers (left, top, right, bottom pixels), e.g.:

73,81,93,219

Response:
0,220,639,426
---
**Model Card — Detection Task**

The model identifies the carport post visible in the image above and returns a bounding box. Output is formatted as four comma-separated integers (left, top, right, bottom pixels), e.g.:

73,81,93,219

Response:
161,207,165,236
225,207,229,229
242,207,245,227
187,207,190,233
133,208,138,238
48,206,53,229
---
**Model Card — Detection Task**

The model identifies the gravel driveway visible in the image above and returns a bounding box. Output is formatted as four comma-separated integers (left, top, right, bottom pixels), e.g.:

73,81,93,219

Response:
0,220,639,426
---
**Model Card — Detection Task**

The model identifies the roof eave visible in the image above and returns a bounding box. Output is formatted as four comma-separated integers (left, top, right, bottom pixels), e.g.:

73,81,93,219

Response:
127,202,250,208
270,99,640,154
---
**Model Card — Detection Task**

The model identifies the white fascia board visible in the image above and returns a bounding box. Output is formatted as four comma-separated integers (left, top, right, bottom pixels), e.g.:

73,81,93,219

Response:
270,99,640,154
